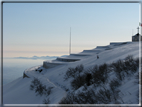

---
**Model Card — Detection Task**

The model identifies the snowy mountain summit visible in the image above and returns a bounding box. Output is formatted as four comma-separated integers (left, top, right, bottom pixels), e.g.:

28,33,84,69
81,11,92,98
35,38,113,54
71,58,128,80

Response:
3,42,141,105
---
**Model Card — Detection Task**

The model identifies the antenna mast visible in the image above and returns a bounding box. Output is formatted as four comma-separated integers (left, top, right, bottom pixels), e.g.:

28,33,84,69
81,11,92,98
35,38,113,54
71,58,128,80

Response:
137,27,139,34
69,27,71,55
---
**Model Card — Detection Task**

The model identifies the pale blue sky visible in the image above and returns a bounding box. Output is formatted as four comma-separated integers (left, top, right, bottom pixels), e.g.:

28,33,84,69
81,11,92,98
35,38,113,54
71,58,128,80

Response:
3,2,140,57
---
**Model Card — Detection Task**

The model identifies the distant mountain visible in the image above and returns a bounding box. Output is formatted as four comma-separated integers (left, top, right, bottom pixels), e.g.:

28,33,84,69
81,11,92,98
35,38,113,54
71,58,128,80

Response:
14,55,68,60
14,55,58,60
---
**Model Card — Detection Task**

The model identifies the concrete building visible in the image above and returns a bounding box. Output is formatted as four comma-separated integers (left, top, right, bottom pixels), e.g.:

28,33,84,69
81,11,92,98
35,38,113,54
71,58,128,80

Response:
132,27,142,42
132,33,142,42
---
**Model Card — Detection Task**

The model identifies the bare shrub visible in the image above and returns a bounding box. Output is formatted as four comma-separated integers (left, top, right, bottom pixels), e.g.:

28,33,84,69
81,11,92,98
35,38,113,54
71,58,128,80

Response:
96,88,112,104
64,67,76,80
61,56,139,104
135,71,142,85
71,74,86,90
60,89,98,104
82,84,88,91
64,64,84,80
30,78,53,97
44,87,54,96
59,92,75,104
30,77,41,90
109,79,121,92
85,73,92,86
112,60,125,80
43,98,50,104
92,63,108,86
135,57,139,66
35,84,46,96
124,55,138,73
60,87,121,104
135,73,139,84
75,89,97,104
75,64,84,74
125,55,134,63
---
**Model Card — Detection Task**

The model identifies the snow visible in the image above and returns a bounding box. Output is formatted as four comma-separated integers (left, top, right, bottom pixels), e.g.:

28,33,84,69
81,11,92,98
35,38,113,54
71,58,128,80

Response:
3,41,141,105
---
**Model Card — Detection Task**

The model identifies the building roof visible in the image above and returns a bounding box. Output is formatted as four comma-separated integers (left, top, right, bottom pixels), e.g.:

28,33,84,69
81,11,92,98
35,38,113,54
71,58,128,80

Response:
132,33,140,37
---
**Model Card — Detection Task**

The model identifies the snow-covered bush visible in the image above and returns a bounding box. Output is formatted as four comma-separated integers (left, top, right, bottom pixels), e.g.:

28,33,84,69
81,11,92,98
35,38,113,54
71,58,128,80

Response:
85,73,92,86
70,71,93,90
59,87,121,104
96,88,112,104
64,67,75,80
59,90,97,104
75,89,97,104
75,64,84,73
125,55,134,63
44,87,54,97
64,64,84,80
43,98,50,104
135,71,142,85
71,74,86,90
111,55,139,81
124,55,138,73
35,84,46,96
59,92,75,104
109,78,121,92
82,84,88,91
135,57,139,67
69,63,109,90
92,63,108,86
61,55,139,104
30,77,41,91
112,60,125,81
30,78,46,96
30,78,53,97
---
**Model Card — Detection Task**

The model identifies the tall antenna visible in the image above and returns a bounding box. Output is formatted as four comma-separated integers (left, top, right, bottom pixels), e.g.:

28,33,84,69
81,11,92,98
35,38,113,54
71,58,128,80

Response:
137,27,139,34
69,27,71,55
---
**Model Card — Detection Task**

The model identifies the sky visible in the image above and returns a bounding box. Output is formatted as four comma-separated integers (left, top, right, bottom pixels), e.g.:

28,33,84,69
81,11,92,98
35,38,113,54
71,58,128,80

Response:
3,1,140,57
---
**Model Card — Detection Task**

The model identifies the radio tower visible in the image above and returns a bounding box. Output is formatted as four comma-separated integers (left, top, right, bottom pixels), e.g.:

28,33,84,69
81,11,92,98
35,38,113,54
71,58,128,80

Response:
69,27,71,55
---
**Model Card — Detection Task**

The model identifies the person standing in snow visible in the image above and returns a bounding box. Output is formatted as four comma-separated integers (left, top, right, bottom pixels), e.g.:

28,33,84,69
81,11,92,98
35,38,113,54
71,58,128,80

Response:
97,55,99,59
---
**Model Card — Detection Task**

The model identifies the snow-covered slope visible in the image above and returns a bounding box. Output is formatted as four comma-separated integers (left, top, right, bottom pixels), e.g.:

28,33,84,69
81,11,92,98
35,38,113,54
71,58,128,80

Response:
3,42,140,105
